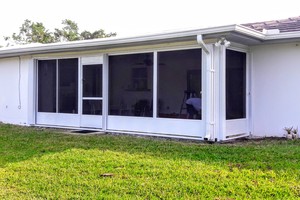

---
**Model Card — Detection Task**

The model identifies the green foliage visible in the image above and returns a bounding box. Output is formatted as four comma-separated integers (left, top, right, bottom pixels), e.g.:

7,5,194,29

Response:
80,29,117,40
4,19,116,45
6,19,54,44
1,124,300,199
54,19,80,42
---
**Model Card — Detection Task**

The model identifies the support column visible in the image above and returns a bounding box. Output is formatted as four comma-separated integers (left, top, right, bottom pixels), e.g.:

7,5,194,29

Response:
215,38,230,141
102,54,109,131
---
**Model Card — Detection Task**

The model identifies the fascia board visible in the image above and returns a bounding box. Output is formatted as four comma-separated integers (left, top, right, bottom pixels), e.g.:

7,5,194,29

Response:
234,25,265,40
0,25,238,58
264,31,300,40
7,24,300,58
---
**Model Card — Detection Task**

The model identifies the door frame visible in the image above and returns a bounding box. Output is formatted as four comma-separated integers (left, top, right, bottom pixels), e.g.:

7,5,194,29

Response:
35,55,105,129
79,56,104,129
224,46,250,139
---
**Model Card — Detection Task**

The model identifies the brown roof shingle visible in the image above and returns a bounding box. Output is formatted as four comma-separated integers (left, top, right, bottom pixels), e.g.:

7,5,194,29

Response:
242,16,300,33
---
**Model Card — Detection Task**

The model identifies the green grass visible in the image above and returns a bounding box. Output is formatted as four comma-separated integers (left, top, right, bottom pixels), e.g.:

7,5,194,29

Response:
0,124,300,199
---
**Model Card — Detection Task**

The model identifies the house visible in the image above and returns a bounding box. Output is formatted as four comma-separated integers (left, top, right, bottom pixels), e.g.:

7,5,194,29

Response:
1,16,300,141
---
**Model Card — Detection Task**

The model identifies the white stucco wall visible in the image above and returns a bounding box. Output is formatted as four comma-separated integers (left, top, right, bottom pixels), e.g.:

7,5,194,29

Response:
251,43,300,137
0,57,31,125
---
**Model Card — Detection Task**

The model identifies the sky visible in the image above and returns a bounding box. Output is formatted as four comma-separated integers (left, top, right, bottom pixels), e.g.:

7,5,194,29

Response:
1,0,300,45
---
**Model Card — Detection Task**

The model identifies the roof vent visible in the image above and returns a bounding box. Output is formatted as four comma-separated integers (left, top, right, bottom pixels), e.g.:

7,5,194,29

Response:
262,29,280,35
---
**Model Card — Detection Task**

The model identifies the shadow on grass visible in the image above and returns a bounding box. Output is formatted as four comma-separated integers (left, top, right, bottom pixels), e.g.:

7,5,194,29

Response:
1,124,300,171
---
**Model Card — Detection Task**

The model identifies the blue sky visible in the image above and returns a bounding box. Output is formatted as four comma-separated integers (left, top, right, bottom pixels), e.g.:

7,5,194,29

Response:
1,0,300,45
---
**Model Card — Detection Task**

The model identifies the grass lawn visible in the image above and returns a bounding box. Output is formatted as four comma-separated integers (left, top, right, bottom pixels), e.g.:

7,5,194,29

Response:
0,124,300,199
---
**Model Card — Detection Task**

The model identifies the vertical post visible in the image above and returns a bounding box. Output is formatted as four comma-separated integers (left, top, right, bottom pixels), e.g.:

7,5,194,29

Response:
28,58,36,125
102,54,109,131
218,44,227,141
153,52,158,118
78,58,82,120
56,60,58,113
247,51,253,137
203,45,214,140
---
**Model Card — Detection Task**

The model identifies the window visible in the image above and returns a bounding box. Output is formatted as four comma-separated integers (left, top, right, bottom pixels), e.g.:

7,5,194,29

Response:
109,53,153,117
157,49,202,120
58,59,78,113
38,58,78,114
38,60,56,112
226,49,246,119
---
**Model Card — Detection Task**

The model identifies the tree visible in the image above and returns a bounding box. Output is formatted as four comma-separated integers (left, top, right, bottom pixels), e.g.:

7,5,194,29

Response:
80,29,117,40
6,19,54,45
54,19,117,41
4,19,116,46
54,19,80,42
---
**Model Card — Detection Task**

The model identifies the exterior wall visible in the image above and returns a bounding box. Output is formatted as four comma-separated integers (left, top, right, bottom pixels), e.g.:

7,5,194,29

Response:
251,43,300,137
0,57,32,125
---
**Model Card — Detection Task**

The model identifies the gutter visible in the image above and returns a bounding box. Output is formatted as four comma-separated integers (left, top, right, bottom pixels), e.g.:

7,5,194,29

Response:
235,25,265,39
0,25,238,58
196,35,209,54
237,24,300,41
2,24,300,58
264,31,300,40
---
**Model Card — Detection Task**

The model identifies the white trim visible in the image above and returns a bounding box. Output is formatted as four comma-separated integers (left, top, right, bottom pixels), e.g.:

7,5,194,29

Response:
82,97,103,100
107,116,204,137
246,50,252,136
265,30,300,40
107,44,202,56
218,45,227,141
102,54,109,131
55,60,58,113
197,35,210,54
235,25,265,39
153,52,158,118
108,50,154,56
0,25,239,57
249,50,254,137
32,124,203,140
156,45,201,53
78,58,82,115
204,44,215,141
80,56,104,129
2,24,300,59
34,59,38,125
224,48,250,138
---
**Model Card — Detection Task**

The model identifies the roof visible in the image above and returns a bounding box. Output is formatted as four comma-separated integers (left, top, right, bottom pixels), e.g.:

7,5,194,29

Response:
0,24,258,58
2,17,300,58
243,16,300,33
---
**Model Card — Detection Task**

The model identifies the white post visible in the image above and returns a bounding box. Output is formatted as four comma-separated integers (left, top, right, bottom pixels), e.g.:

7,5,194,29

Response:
153,52,158,119
204,45,215,141
102,54,109,131
28,58,37,125
218,43,227,141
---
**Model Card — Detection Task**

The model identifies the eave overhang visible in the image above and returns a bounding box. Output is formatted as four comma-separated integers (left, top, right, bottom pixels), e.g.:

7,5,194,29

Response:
1,24,300,58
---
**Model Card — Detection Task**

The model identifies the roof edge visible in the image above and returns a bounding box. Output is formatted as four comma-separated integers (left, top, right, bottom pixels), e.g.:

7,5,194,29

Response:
2,23,300,58
0,25,238,58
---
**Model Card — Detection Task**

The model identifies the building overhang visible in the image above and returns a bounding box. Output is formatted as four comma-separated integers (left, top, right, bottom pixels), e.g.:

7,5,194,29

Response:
1,24,300,58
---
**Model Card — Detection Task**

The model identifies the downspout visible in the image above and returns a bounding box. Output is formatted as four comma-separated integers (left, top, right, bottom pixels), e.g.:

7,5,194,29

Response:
197,35,215,142
197,35,210,54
